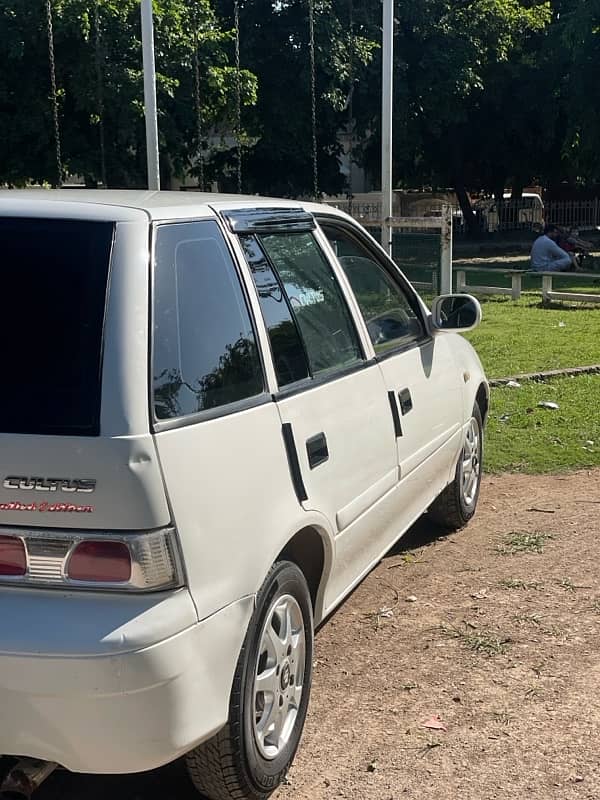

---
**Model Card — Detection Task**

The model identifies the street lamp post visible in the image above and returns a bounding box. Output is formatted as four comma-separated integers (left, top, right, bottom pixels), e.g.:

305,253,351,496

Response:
141,0,160,190
381,0,393,255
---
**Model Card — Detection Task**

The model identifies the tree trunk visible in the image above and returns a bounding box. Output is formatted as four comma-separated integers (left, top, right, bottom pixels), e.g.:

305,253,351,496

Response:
454,181,479,238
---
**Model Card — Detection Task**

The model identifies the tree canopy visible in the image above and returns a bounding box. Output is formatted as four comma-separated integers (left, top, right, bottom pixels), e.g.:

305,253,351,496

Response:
0,0,599,202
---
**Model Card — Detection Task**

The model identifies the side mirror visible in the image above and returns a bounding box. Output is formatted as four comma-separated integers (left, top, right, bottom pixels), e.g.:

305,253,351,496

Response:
430,294,482,333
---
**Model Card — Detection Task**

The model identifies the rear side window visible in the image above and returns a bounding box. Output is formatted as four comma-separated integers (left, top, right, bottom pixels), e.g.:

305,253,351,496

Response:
153,221,264,421
259,232,363,377
0,217,114,436
239,235,310,387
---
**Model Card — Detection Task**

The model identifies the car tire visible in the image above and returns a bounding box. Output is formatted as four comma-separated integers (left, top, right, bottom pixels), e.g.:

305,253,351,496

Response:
428,403,483,531
186,560,314,800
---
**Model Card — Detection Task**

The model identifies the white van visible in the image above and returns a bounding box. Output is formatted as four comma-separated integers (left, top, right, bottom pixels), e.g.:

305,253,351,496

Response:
0,191,488,800
477,192,545,232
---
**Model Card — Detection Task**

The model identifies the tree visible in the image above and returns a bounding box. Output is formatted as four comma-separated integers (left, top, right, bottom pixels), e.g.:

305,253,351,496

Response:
2,0,597,204
557,0,600,185
0,0,256,187
213,0,379,197
347,0,554,231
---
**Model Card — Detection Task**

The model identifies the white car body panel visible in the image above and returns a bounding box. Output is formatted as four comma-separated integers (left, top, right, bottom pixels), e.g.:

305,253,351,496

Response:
276,367,398,530
0,587,253,772
153,402,304,621
376,336,464,481
0,434,170,530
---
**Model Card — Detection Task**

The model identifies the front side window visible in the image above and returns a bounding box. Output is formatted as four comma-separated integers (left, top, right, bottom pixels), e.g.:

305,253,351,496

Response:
153,221,264,421
320,222,425,354
0,217,114,435
258,232,363,377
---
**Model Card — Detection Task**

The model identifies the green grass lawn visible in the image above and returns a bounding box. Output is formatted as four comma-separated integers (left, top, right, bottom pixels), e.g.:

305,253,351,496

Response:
464,296,600,379
411,256,600,473
485,374,600,473
462,293,600,473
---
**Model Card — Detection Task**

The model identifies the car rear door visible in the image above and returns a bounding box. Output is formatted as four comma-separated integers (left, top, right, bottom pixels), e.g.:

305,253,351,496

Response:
223,209,405,609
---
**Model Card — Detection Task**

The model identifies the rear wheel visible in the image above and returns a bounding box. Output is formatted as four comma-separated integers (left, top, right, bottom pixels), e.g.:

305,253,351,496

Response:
428,403,483,531
186,561,313,800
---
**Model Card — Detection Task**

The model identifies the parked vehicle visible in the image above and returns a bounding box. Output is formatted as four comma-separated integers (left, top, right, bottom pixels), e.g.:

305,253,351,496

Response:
0,190,488,800
476,192,544,233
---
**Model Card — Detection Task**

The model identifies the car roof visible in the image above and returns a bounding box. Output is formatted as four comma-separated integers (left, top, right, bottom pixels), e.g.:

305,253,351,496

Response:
0,189,348,224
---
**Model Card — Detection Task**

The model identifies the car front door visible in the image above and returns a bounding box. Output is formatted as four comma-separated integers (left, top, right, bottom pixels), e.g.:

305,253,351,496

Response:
226,210,406,610
318,218,464,520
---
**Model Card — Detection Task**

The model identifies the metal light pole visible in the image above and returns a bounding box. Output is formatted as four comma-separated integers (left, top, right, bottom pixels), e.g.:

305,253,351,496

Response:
381,0,394,255
141,0,160,190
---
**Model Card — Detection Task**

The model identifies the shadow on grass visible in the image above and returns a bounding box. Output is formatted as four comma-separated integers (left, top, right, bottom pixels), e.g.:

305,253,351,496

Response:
475,294,600,312
537,299,600,312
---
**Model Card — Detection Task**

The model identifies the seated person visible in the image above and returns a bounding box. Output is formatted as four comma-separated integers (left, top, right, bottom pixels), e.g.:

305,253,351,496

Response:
530,224,575,272
556,227,593,269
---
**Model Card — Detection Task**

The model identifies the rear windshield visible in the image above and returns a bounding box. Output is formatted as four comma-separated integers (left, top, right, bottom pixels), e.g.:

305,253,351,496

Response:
0,218,114,436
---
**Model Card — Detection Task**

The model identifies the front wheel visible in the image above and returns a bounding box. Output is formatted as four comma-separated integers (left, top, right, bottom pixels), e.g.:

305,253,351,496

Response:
428,403,483,531
186,561,314,800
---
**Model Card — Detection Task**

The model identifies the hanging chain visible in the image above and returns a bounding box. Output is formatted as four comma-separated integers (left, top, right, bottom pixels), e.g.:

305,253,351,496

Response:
308,0,319,198
347,0,354,214
94,0,107,187
193,5,205,191
45,0,63,187
234,0,242,194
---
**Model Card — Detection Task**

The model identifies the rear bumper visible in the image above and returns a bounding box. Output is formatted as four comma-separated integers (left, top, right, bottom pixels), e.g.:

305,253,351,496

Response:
0,588,254,773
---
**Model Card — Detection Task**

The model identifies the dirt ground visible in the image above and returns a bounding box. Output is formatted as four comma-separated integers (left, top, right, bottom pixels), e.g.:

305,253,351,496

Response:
17,469,600,800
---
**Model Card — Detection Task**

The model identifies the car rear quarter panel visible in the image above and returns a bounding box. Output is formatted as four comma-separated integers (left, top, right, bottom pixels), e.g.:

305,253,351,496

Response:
153,403,337,623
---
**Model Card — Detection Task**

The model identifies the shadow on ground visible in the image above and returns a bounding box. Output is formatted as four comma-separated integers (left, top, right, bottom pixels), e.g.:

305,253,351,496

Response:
4,514,450,800
9,760,200,800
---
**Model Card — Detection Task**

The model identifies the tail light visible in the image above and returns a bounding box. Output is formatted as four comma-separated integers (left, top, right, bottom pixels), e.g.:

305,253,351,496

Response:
0,535,27,576
0,527,183,591
68,540,132,583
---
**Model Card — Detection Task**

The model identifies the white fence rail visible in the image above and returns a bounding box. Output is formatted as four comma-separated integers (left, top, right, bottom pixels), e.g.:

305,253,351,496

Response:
545,200,600,230
322,203,453,291
325,195,600,233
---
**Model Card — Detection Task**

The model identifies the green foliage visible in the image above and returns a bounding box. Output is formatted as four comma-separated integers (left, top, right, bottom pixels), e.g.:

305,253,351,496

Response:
2,0,600,196
212,0,380,195
352,0,554,202
0,0,255,187
559,0,600,182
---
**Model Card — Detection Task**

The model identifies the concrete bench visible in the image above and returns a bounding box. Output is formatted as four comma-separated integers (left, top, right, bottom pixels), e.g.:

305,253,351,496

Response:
530,271,600,304
456,266,600,304
455,267,525,300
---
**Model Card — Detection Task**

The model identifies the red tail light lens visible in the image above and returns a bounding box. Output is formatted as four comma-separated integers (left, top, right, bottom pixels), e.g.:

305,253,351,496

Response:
67,540,132,583
0,535,27,576
0,527,181,590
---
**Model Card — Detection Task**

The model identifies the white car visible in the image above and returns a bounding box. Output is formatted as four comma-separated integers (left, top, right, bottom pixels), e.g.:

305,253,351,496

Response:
0,191,488,800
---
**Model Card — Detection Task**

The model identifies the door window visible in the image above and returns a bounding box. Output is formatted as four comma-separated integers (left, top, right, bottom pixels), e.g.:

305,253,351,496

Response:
239,235,310,387
153,221,264,420
320,222,425,354
258,232,363,377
